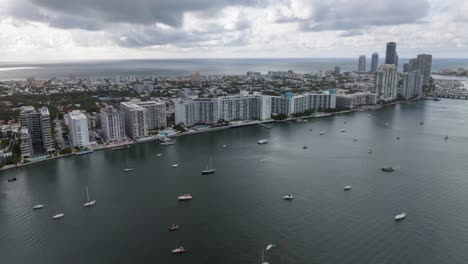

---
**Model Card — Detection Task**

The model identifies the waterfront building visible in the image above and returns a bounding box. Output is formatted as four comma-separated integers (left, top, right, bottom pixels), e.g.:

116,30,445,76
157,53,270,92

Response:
417,54,433,87
19,106,55,155
358,55,366,72
271,91,336,115
133,100,167,130
120,102,148,140
374,64,398,101
100,106,126,142
19,127,32,158
402,70,424,99
174,100,199,127
385,42,397,65
217,95,271,122
66,110,90,148
371,52,379,72
336,92,377,109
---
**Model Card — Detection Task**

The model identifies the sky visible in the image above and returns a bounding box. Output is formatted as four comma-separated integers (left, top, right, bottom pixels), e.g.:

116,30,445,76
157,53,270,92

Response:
0,0,467,62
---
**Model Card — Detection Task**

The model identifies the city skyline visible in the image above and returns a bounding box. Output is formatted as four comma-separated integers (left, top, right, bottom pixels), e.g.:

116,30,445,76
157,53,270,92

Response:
0,0,467,62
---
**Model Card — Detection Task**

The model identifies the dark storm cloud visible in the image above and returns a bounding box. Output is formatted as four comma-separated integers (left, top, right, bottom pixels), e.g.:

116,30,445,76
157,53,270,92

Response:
29,0,262,28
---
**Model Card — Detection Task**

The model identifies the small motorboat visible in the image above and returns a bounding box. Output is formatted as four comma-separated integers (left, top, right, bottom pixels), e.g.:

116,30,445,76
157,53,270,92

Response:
33,204,45,209
283,194,294,200
381,166,396,172
319,131,325,135
178,194,192,201
7,177,17,182
302,145,308,149
395,211,407,221
368,149,372,154
344,121,347,124
222,144,227,148
52,213,64,220
172,246,187,254
444,135,449,140
368,114,372,117
156,153,162,157
260,159,265,162
309,128,312,131
384,122,389,126
123,168,133,172
420,122,424,125
341,129,346,133
396,137,400,140
172,164,179,168
169,224,180,231
258,139,269,145
344,185,352,191
353,138,358,142
161,141,176,146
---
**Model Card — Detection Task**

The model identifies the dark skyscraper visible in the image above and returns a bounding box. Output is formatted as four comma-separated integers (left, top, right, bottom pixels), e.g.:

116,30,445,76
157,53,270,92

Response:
385,42,397,65
371,52,379,72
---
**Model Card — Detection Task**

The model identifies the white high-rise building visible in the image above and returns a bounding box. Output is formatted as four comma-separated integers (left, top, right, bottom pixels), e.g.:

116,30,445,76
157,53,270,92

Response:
20,106,55,155
271,92,336,115
66,110,90,148
100,106,126,142
136,100,167,130
402,70,424,99
374,64,399,101
120,102,148,140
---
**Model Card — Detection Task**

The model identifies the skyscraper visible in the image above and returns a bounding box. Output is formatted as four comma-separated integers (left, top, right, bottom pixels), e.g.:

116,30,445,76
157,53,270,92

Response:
100,106,126,142
374,64,398,101
334,66,341,75
358,55,366,72
417,54,433,87
385,42,397,65
402,70,423,99
19,106,55,155
66,110,90,148
134,100,167,130
371,52,379,72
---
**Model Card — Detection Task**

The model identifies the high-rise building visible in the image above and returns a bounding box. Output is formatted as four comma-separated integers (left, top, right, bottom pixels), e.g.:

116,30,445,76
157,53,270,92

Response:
402,70,423,100
371,52,379,72
385,42,397,65
20,106,55,155
358,55,366,72
270,92,336,115
403,63,409,73
66,110,90,148
395,52,399,69
19,127,32,158
134,100,167,130
374,64,399,101
417,54,432,87
120,102,148,140
100,106,126,142
408,58,419,71
334,66,341,75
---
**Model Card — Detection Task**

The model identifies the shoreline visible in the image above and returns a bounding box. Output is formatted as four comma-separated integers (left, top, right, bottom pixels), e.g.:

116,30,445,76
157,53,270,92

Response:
0,101,401,172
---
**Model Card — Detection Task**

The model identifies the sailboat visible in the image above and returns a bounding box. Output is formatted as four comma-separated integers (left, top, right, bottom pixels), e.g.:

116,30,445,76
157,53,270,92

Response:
201,158,215,174
83,186,97,207
33,194,44,209
261,249,268,264
123,157,133,172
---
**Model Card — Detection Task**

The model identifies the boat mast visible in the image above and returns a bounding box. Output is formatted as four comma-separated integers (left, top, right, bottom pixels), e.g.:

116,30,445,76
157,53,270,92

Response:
86,186,90,202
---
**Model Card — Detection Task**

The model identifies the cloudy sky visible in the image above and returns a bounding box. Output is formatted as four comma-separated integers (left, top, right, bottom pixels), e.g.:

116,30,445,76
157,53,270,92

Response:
0,0,467,61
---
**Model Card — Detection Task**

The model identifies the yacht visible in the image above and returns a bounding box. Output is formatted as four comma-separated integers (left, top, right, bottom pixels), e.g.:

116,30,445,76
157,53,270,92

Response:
33,204,45,209
344,185,352,191
172,164,179,168
161,141,176,146
201,158,215,174
83,186,97,207
381,166,396,172
319,131,325,135
169,224,180,231
283,194,294,200
395,210,407,221
178,194,193,201
258,139,269,145
52,213,64,220
172,246,187,254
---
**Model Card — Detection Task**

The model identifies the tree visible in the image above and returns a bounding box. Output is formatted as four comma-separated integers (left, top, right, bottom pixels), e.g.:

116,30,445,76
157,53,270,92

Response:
59,147,73,155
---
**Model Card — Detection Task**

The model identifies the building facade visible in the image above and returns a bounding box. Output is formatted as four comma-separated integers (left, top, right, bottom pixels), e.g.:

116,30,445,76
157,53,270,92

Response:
336,92,377,109
371,52,379,72
385,42,397,65
402,70,424,99
100,106,126,142
374,64,399,101
358,55,367,72
66,110,90,148
19,106,55,155
417,54,432,87
137,100,167,130
120,102,148,140
19,127,32,158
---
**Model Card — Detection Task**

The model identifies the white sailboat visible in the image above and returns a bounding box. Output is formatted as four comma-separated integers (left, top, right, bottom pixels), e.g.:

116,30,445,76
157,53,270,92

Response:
52,213,64,220
83,186,96,207
33,195,44,209
201,158,215,174
123,157,133,172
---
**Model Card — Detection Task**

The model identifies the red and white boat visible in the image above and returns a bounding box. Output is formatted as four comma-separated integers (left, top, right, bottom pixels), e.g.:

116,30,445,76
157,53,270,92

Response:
178,194,192,201
172,246,187,254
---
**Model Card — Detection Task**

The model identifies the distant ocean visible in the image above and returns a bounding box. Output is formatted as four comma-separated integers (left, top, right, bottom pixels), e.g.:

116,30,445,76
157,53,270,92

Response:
0,58,467,81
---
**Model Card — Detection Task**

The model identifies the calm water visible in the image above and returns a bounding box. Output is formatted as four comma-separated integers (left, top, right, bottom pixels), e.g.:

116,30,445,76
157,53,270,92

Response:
2,100,468,264
0,58,467,80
